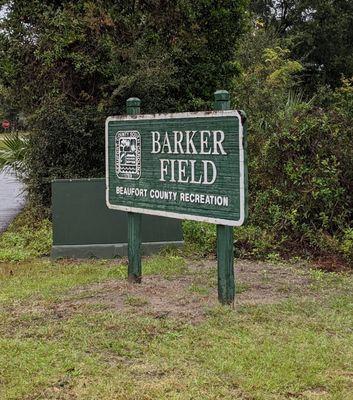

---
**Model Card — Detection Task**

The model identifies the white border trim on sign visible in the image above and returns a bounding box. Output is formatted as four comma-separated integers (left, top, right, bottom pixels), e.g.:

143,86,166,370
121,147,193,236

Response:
105,110,245,227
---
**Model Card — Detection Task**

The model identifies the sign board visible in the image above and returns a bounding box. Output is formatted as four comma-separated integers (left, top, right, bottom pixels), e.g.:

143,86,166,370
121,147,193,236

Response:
2,120,10,129
106,110,247,226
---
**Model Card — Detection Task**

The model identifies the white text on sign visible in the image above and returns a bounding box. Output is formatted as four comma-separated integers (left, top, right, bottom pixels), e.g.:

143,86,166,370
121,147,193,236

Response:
151,130,227,185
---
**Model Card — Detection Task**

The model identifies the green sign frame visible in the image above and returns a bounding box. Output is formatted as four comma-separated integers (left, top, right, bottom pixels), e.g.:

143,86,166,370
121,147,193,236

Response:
106,110,247,227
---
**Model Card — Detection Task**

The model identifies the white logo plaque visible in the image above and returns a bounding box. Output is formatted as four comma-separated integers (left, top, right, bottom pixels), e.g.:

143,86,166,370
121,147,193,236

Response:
115,131,141,180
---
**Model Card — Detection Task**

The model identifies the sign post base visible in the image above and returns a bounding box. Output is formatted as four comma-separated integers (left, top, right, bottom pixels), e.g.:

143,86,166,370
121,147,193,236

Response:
128,211,142,283
214,90,235,305
217,225,235,304
126,98,142,283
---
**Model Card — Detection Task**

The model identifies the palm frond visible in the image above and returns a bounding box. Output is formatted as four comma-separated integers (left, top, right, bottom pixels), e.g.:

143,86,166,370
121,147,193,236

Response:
0,133,29,177
286,90,304,108
285,90,316,114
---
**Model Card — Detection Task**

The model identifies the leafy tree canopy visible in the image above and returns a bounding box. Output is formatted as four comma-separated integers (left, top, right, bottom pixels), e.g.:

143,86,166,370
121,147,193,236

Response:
0,0,248,208
250,0,353,89
0,0,248,115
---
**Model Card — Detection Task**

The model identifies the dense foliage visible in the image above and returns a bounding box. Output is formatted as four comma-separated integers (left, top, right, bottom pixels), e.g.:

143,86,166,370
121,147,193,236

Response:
250,0,353,91
0,208,51,262
1,1,353,261
185,28,353,261
0,0,248,208
237,28,353,259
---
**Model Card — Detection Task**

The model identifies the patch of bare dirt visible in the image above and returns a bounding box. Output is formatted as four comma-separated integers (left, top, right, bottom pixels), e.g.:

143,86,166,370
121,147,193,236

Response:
235,260,311,305
54,259,316,323
7,258,348,327
313,255,350,272
62,273,217,324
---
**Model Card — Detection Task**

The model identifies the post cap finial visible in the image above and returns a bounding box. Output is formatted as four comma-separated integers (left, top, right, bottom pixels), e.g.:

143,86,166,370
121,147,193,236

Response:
214,90,229,101
126,97,141,107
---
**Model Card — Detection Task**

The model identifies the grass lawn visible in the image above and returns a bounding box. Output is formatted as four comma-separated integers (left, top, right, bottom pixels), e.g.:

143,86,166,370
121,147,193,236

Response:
0,253,353,400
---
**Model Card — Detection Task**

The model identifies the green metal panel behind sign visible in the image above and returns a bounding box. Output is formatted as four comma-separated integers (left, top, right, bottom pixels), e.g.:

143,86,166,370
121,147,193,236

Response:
106,111,247,226
51,178,183,259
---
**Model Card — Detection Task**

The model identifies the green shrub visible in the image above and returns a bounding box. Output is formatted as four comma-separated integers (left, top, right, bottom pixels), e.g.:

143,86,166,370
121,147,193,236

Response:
250,104,353,252
341,229,353,265
1,0,248,209
183,221,282,259
234,225,282,258
26,100,105,212
0,210,52,262
0,132,29,178
183,221,217,255
228,29,353,259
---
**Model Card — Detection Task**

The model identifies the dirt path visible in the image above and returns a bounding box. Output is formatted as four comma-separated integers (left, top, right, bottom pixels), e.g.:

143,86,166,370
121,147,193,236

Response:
0,169,25,233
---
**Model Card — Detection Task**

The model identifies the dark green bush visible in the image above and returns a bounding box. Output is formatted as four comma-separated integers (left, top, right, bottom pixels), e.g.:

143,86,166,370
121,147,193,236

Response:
250,102,353,255
185,30,353,260
0,208,52,262
0,0,248,209
341,229,353,264
183,221,217,255
2,5,353,261
25,99,105,211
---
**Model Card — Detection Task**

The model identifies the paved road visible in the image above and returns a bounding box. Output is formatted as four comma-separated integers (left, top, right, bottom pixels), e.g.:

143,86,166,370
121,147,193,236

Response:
0,169,26,233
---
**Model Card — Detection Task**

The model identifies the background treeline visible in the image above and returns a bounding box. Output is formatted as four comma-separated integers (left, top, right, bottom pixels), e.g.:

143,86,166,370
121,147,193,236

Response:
1,0,353,262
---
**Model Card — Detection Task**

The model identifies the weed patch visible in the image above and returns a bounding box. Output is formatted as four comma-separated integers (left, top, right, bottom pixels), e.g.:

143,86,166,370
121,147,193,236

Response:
0,209,51,262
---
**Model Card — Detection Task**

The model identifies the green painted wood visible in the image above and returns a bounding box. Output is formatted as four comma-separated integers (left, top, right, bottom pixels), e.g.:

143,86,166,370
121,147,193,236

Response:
214,90,231,110
126,97,141,115
128,211,142,282
217,224,235,304
107,91,247,303
214,90,235,305
240,110,248,222
106,112,244,225
126,97,142,283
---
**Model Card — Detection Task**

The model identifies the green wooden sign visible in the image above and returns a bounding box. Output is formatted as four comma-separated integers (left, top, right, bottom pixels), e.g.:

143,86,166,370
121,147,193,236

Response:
106,110,247,226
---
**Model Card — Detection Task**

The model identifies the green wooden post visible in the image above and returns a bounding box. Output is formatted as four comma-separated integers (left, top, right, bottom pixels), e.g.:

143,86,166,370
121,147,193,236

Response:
214,90,235,305
126,98,142,283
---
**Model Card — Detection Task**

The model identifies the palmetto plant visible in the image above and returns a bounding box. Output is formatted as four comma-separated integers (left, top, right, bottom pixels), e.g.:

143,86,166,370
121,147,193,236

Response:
285,90,316,114
0,133,29,177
